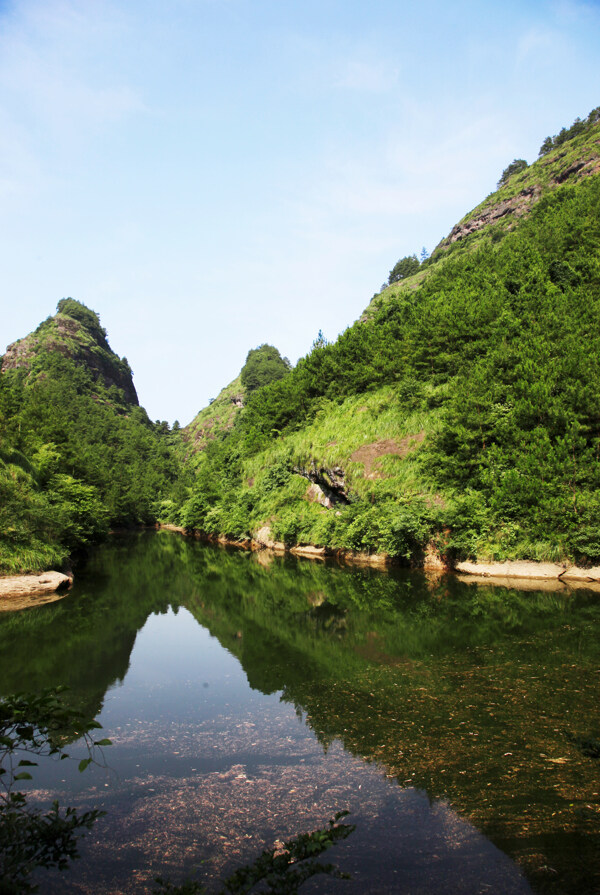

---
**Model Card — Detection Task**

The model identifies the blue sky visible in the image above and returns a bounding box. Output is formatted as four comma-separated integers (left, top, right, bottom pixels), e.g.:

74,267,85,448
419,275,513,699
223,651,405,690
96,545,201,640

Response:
1,0,599,424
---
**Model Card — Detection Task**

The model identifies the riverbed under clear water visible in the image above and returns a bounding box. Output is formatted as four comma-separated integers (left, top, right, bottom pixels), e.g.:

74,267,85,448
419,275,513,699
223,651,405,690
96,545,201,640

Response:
0,531,598,893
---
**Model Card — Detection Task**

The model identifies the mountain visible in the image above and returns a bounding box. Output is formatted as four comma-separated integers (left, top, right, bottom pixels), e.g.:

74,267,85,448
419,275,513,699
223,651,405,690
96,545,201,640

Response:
0,299,185,574
2,298,138,405
184,344,290,453
3,109,599,574
178,107,600,567
184,374,245,453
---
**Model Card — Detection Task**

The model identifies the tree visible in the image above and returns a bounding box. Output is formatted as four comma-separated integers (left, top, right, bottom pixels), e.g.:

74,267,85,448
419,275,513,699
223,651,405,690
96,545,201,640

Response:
497,158,528,188
153,811,355,894
56,298,108,346
240,345,291,394
588,106,600,126
388,254,420,285
0,689,111,893
311,330,327,351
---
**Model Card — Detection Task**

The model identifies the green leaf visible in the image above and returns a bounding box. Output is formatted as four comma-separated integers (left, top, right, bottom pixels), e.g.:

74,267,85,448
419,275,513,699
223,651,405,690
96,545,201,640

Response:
14,771,33,781
78,758,92,773
15,725,34,738
17,759,38,767
93,738,112,747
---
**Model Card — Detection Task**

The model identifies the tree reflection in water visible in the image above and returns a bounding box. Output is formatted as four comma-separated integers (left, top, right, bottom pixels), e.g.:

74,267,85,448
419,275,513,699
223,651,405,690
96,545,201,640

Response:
0,531,597,894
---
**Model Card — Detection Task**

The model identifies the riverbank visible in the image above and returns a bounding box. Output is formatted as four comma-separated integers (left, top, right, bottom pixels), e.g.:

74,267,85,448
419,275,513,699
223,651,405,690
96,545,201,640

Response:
4,526,600,606
158,525,600,589
160,524,392,567
0,571,72,611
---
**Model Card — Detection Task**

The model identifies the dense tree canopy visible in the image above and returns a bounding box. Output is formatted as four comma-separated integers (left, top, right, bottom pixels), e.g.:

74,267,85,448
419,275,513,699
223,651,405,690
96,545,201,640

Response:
388,254,420,285
180,173,600,563
240,344,290,393
497,158,528,188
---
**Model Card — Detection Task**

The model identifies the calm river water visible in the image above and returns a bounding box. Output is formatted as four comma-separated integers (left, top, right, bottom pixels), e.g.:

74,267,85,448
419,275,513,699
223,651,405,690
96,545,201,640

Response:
0,531,599,894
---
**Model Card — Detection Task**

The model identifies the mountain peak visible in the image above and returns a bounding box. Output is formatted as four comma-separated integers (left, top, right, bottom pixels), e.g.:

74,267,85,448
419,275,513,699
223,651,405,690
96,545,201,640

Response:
1,298,138,406
364,108,600,320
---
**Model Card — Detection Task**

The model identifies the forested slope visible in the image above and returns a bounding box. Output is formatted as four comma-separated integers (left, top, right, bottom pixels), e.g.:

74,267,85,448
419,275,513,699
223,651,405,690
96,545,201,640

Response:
179,111,600,565
3,110,600,574
0,300,186,573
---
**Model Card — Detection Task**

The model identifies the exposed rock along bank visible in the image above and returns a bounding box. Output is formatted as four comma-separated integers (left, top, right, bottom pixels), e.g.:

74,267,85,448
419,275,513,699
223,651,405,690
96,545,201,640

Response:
159,523,391,567
3,535,600,607
0,571,72,611
159,525,600,581
456,559,600,581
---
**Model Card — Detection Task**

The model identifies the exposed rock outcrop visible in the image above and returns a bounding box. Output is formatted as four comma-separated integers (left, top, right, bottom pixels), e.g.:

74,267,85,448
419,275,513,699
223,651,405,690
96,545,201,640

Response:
456,559,600,582
1,305,138,405
561,565,600,581
442,185,542,246
456,560,565,579
290,544,327,559
0,571,71,611
293,461,350,504
439,149,600,250
305,482,334,509
252,525,286,552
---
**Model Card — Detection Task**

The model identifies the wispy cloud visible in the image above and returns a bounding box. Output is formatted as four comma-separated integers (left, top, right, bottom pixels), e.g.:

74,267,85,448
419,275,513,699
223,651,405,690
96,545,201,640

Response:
333,58,400,93
516,26,562,64
553,0,600,23
0,0,146,140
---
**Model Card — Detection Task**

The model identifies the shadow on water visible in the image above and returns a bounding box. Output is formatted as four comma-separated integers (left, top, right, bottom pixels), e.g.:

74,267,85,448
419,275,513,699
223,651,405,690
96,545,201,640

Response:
0,530,598,893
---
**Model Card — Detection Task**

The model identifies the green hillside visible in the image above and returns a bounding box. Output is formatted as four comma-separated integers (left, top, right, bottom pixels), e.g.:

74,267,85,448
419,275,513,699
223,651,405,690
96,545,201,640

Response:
179,110,600,566
0,300,185,573
184,375,245,453
3,110,600,574
183,344,290,453
366,106,600,321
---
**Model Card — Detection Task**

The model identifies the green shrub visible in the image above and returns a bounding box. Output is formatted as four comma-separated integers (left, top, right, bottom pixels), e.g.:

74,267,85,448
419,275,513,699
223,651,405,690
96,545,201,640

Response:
240,345,290,394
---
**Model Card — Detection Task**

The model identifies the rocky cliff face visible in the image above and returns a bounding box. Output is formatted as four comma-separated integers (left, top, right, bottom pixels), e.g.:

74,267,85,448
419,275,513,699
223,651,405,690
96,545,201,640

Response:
442,184,543,245
1,300,138,405
437,125,600,250
364,117,600,322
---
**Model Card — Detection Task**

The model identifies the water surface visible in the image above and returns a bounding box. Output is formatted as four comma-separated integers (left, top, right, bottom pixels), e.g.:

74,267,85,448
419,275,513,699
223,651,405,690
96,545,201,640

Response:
0,531,598,893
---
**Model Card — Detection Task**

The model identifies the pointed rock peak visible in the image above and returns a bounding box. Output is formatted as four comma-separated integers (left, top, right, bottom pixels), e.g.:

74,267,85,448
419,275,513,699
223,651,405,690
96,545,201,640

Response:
1,298,139,406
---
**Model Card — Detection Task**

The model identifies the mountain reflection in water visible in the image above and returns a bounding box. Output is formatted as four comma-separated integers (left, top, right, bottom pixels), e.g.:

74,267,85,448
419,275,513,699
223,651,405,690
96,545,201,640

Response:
0,531,597,894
